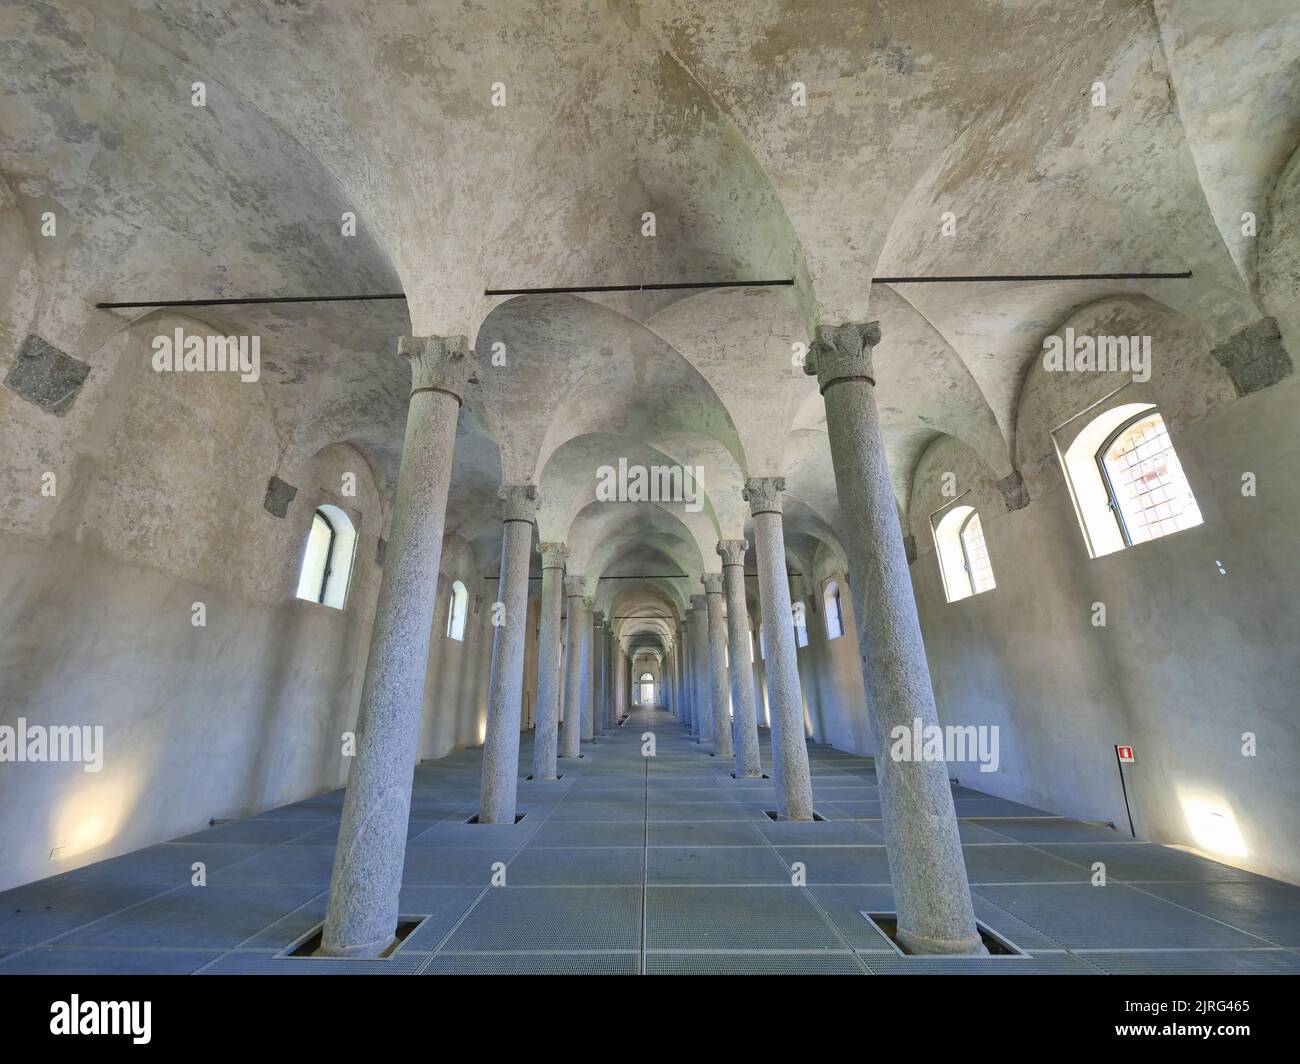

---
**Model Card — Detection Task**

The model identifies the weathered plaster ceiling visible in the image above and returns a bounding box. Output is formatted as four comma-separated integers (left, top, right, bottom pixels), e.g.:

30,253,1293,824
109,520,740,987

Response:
4,0,1297,636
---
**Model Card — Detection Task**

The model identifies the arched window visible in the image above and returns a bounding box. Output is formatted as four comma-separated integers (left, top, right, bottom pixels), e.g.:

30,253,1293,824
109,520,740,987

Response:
295,504,357,609
934,504,996,603
823,580,844,639
1062,403,1203,557
446,579,468,641
792,601,809,648
639,673,655,704
1098,409,1203,547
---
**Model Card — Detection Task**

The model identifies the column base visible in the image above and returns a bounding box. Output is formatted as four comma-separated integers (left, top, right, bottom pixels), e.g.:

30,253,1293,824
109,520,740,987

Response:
895,925,989,956
314,934,395,959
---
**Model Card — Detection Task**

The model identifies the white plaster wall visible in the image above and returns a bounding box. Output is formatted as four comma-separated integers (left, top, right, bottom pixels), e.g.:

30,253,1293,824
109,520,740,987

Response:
908,378,1300,885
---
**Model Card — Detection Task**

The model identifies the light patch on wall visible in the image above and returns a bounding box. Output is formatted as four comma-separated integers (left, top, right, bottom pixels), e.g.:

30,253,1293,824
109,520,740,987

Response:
1178,792,1247,859
50,777,141,861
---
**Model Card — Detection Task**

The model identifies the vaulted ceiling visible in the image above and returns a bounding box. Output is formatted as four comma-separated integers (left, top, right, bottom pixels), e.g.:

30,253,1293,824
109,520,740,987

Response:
3,0,1297,654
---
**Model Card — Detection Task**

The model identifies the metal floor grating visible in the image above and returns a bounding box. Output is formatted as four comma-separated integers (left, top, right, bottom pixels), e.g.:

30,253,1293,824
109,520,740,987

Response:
860,949,1099,975
7,704,1298,975
424,950,640,974
441,887,642,951
645,949,865,975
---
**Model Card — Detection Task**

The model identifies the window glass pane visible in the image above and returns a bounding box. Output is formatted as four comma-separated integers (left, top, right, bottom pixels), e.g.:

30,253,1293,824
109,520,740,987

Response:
295,513,331,602
959,512,996,594
1102,415,1203,545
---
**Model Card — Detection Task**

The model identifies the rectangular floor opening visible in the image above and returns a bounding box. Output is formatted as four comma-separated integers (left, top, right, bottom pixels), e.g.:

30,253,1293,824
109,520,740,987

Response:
286,916,426,959
860,912,1029,957
524,774,563,781
464,812,528,824
731,772,771,780
763,810,827,822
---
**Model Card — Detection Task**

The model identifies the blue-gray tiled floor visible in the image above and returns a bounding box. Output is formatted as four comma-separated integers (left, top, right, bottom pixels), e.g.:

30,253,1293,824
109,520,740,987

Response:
3,706,1298,975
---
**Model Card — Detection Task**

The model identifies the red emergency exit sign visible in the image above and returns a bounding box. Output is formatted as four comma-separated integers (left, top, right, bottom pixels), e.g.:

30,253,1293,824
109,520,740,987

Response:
1116,745,1135,763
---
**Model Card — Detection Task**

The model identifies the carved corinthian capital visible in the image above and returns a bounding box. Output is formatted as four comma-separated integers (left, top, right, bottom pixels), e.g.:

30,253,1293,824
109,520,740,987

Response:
563,575,586,598
701,573,724,595
538,542,569,569
742,477,786,516
499,483,540,523
717,539,748,567
397,335,478,401
804,321,882,392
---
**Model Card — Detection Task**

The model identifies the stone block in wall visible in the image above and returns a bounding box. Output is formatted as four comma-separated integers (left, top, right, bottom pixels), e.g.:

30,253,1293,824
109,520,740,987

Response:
1211,318,1293,396
997,469,1031,511
263,475,297,518
4,334,90,415
903,533,918,564
376,537,387,568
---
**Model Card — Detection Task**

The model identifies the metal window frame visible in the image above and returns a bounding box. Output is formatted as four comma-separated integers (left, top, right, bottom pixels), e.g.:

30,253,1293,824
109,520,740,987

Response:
1094,406,1161,549
313,508,336,604
956,509,983,596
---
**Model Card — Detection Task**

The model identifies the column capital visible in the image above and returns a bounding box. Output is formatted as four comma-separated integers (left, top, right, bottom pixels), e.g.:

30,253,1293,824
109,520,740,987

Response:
397,335,478,402
689,593,707,611
499,483,540,523
743,477,786,516
538,542,568,569
581,595,595,612
592,610,605,625
717,539,749,567
805,321,881,393
701,573,724,595
563,575,586,598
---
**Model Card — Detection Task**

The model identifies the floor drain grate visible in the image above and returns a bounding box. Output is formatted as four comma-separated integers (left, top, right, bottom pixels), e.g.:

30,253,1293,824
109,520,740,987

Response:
284,915,427,959
859,912,1029,957
464,813,528,824
731,773,771,780
763,810,827,822
524,774,564,781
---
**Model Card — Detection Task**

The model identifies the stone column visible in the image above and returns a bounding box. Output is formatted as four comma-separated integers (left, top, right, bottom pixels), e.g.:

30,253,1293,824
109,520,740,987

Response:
478,485,540,823
681,620,694,733
320,336,474,958
615,646,626,722
560,577,585,759
592,611,607,732
531,543,567,781
806,322,984,955
687,596,713,743
701,574,733,759
681,621,691,723
742,478,814,820
718,540,762,778
579,596,595,742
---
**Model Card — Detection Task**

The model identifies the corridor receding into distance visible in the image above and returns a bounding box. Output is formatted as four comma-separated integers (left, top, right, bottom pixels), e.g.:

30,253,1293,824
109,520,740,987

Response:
1,0,1299,980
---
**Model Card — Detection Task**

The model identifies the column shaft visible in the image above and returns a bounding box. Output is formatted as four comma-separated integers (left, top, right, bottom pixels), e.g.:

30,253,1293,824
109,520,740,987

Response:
809,322,983,954
579,598,594,741
478,488,539,823
688,599,712,742
560,579,584,759
531,544,567,780
744,479,813,820
719,541,762,778
321,336,473,957
702,575,733,758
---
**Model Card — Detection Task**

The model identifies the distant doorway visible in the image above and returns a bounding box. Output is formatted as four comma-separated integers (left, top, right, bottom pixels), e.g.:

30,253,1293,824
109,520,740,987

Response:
639,673,655,704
